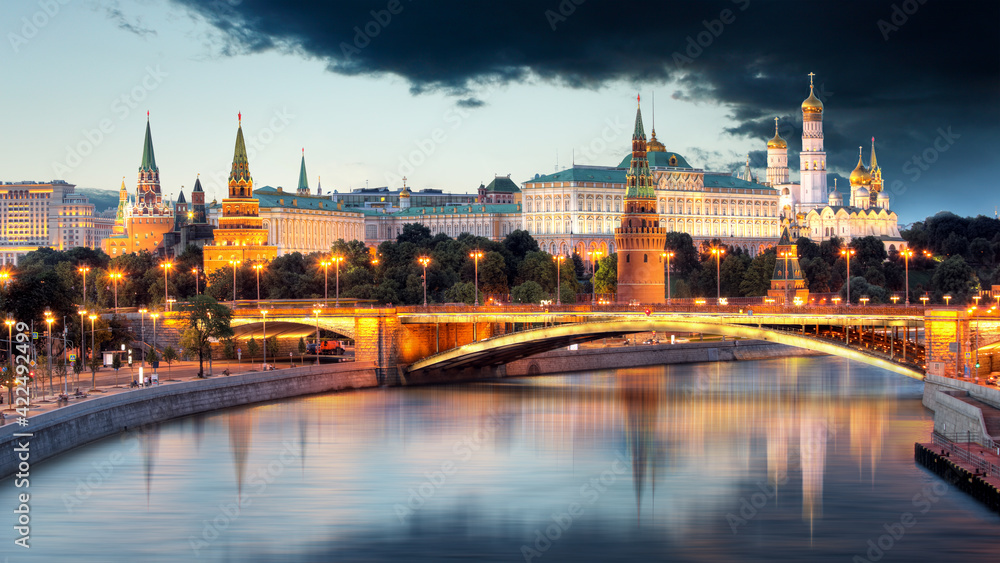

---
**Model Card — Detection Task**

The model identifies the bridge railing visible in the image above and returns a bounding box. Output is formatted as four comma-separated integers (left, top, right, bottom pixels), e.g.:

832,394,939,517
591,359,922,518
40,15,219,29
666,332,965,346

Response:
395,303,925,317
933,432,1000,477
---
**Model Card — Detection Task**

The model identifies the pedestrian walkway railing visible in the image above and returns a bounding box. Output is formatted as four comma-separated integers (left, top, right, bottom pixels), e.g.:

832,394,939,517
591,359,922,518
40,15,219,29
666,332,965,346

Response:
933,432,1000,478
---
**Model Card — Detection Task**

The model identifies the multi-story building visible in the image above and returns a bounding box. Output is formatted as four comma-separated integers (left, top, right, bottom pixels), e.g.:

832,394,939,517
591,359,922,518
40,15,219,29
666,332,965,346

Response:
522,127,781,266
361,203,523,247
0,180,111,265
333,185,477,211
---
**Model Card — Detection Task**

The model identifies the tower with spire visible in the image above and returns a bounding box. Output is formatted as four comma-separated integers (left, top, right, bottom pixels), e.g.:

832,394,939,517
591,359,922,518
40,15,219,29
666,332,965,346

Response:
191,175,207,224
799,73,827,211
615,96,666,304
203,113,277,274
102,115,176,257
766,117,789,186
868,137,883,206
767,226,809,305
296,149,310,195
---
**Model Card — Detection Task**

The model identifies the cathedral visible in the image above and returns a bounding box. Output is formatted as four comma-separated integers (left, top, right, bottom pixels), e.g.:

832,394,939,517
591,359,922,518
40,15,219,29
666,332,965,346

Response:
766,75,905,252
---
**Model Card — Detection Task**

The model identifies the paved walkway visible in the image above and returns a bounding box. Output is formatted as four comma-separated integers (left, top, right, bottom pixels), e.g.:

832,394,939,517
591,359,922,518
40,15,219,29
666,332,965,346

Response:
0,355,342,421
919,439,1000,489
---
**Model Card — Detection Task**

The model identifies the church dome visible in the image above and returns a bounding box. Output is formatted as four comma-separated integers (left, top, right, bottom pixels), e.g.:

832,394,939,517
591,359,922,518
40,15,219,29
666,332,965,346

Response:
855,186,870,198
849,154,871,187
801,87,823,114
767,131,787,149
647,129,666,152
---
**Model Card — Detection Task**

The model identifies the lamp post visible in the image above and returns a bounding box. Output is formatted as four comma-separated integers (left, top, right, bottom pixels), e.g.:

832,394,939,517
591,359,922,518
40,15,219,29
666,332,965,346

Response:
901,248,913,306
418,256,431,307
260,309,268,370
4,317,12,405
0,270,9,289
711,247,726,302
138,307,147,373
920,296,929,307
229,259,239,305
943,294,952,306
88,314,97,390
77,308,86,385
44,310,54,399
252,263,264,303
860,296,869,307
840,248,855,306
333,256,344,307
192,267,200,295
553,255,565,305
469,250,484,306
78,266,90,308
662,251,674,304
779,250,793,306
160,261,173,311
150,312,159,378
312,307,321,365
320,259,331,306
109,271,123,313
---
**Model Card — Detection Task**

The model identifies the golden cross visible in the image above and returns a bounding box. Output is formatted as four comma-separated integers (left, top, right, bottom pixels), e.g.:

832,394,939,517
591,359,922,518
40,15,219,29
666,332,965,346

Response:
808,72,815,87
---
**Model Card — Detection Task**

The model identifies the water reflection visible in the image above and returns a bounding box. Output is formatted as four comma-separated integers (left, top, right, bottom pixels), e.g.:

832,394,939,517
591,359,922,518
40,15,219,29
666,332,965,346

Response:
9,356,998,563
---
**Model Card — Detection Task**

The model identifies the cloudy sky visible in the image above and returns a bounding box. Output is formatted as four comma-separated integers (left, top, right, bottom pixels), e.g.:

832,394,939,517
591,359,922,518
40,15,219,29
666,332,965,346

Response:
2,0,997,223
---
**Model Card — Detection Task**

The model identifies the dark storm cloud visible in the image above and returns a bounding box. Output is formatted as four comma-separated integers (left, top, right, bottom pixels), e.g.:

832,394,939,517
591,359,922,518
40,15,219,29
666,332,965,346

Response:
104,1,157,38
167,0,999,217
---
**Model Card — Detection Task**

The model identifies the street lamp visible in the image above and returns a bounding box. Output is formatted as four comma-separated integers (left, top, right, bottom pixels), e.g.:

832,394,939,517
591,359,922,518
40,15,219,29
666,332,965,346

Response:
312,307,321,365
860,296,869,307
88,313,97,390
973,295,981,308
553,255,565,305
138,308,147,370
0,269,10,289
252,263,264,303
77,308,87,385
469,250,484,306
662,251,674,304
333,255,344,307
711,247,726,302
78,265,91,307
108,270,123,313
320,259,331,305
192,267,200,295
840,248,856,306
418,256,431,307
229,259,239,305
160,261,173,311
260,309,268,371
44,310,54,399
943,294,952,306
920,296,929,307
4,317,13,405
150,312,159,378
901,248,913,306
891,295,900,305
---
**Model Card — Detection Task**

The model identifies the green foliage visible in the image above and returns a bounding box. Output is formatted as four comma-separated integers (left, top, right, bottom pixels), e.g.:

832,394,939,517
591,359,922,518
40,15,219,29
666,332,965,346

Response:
840,276,890,304
444,282,482,305
719,253,750,296
162,346,178,371
593,254,618,295
246,338,259,362
802,257,832,293
221,338,236,360
931,255,977,303
297,336,307,355
740,249,776,296
396,223,433,246
850,236,888,272
510,281,545,304
112,353,122,371
182,295,234,376
670,278,692,299
664,232,700,276
266,336,279,359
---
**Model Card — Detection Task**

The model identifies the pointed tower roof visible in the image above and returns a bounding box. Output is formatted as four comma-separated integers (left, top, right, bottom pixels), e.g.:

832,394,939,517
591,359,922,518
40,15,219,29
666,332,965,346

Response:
229,113,252,186
767,117,787,149
115,177,128,224
297,149,309,194
625,95,655,200
869,136,879,171
777,225,792,246
140,114,158,172
176,190,186,204
192,175,203,192
316,176,322,196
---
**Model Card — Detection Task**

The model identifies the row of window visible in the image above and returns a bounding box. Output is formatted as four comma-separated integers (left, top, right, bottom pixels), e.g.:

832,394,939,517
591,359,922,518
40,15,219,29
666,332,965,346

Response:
525,195,778,217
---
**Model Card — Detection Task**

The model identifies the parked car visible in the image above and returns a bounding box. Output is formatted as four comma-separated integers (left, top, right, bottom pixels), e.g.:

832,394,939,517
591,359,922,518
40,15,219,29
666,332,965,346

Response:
305,340,345,356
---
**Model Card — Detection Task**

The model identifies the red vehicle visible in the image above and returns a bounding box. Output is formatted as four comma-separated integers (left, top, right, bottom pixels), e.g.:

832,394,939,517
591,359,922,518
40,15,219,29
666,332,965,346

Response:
306,340,345,355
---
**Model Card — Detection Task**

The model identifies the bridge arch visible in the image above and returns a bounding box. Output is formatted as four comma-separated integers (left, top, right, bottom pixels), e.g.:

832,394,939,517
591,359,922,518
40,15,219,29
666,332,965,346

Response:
407,318,923,380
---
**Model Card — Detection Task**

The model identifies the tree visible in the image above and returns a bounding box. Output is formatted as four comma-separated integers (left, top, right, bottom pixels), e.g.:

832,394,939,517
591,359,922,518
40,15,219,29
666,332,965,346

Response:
162,346,178,373
931,255,977,303
501,230,539,263
246,338,259,364
222,338,235,360
510,281,545,304
664,232,701,276
740,250,776,296
802,257,832,293
111,353,122,386
266,336,279,361
941,231,969,258
969,237,995,267
180,295,234,377
719,253,750,297
851,236,888,272
298,337,307,356
396,223,432,247
593,254,618,295
444,282,481,305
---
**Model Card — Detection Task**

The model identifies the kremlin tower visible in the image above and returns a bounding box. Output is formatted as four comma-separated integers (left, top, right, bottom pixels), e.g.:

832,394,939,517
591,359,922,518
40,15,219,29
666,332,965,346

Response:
296,149,310,195
615,96,666,304
202,113,277,274
191,175,207,224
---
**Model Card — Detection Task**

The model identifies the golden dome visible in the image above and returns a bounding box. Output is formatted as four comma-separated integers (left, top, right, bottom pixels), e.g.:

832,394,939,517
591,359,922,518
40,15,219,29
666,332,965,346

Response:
767,117,786,149
849,152,871,187
647,129,666,152
801,87,823,114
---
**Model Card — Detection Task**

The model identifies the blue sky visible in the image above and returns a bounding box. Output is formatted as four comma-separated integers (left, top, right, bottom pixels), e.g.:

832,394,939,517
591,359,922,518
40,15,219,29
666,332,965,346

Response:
2,0,997,224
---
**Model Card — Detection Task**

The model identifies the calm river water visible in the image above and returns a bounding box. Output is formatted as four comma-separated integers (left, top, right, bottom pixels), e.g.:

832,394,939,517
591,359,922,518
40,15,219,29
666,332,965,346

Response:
4,356,998,562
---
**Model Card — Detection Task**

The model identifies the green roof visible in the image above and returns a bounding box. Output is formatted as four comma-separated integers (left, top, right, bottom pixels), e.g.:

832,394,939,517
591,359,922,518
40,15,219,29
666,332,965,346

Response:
140,119,157,172
703,174,774,190
230,122,251,184
616,150,692,169
527,167,627,185
253,186,359,213
297,153,309,192
484,176,520,193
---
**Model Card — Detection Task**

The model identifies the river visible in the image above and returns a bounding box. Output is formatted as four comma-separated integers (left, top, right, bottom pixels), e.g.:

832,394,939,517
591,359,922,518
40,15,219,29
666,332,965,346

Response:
3,356,997,562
